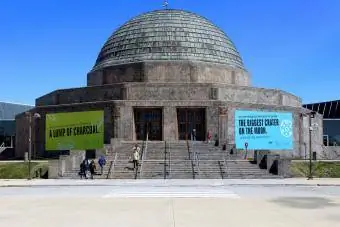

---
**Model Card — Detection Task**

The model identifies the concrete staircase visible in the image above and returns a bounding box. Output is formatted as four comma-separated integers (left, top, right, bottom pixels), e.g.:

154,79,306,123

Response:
168,142,195,179
193,142,225,179
61,140,281,179
224,160,280,179
193,143,281,179
139,142,167,179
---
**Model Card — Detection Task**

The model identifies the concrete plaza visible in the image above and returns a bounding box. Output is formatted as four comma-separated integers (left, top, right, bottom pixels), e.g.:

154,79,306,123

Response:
0,179,340,227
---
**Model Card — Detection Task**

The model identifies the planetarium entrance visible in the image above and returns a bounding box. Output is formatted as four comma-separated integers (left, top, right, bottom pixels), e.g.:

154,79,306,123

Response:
134,108,163,141
177,108,206,141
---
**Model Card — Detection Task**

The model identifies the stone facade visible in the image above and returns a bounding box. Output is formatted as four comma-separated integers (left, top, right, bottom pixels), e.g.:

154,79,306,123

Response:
15,9,324,159
16,85,322,159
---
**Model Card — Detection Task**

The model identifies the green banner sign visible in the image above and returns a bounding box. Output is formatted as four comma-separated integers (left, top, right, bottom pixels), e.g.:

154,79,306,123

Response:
45,110,104,150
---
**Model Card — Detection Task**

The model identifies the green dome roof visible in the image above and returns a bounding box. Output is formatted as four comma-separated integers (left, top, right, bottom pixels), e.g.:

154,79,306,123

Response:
93,9,244,70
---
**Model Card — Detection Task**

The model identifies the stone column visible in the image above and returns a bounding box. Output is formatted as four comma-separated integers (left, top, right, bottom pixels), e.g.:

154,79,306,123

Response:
297,113,302,158
120,105,134,140
206,106,219,141
227,108,236,145
218,106,228,144
163,107,178,141
112,105,121,139
104,107,113,144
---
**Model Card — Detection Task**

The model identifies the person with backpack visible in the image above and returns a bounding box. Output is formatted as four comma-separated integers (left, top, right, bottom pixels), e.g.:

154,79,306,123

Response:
89,160,96,179
79,160,87,179
98,156,106,175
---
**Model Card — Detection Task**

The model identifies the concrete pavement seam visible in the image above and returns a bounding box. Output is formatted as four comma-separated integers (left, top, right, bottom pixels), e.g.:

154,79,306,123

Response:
1,183,340,188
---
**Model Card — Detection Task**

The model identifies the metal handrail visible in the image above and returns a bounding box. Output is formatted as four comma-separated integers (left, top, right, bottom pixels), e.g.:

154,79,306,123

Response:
164,141,167,179
186,135,196,179
139,133,148,178
106,152,118,179
0,142,6,154
106,161,113,179
112,153,118,178
223,149,229,178
195,152,200,176
191,135,200,176
168,141,171,179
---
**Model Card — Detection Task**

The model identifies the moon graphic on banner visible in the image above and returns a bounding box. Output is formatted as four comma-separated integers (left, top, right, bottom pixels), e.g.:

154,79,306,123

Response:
280,120,293,137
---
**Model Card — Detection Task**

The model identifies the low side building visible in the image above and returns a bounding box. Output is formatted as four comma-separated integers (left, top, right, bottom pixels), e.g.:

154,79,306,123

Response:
15,9,323,159
0,101,32,159
304,100,340,159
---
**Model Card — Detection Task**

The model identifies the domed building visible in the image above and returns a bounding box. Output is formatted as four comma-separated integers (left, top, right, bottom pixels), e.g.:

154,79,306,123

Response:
15,9,323,160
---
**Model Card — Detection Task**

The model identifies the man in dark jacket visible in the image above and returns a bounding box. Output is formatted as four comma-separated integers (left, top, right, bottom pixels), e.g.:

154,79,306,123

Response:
98,156,106,175
89,160,96,179
79,160,87,179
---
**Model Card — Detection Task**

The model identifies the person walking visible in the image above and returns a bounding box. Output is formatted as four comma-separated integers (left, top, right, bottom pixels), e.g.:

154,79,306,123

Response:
192,129,197,141
207,130,212,144
89,160,96,179
79,160,87,179
132,144,141,170
98,156,106,175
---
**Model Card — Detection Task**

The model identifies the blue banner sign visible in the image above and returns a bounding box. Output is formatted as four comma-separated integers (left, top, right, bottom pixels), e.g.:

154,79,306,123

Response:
235,110,293,150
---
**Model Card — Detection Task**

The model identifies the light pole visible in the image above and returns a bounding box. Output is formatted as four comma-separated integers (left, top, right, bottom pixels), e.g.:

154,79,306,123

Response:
307,111,316,180
26,112,41,180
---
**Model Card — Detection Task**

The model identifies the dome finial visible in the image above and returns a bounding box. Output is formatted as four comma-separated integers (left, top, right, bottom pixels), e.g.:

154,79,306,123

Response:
162,0,169,9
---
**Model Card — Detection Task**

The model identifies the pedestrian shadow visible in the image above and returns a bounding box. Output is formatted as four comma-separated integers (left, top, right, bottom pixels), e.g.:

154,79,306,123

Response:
270,197,339,209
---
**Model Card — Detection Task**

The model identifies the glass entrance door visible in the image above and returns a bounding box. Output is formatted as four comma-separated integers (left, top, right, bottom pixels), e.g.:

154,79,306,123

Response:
134,108,162,141
177,108,206,141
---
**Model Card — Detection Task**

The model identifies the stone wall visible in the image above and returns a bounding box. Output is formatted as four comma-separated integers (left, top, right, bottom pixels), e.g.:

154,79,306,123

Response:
300,112,324,159
87,61,250,86
144,61,250,86
87,70,103,86
207,104,220,141
36,85,124,106
320,146,340,160
218,86,301,107
163,107,178,141
15,113,29,158
16,99,324,160
36,81,300,108
127,83,212,101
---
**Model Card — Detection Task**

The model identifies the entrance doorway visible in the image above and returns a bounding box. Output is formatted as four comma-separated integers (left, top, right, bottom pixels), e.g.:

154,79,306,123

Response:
177,108,206,141
134,108,163,141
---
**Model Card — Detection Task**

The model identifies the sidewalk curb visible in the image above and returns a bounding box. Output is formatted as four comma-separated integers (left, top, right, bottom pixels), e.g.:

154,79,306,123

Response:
0,183,340,188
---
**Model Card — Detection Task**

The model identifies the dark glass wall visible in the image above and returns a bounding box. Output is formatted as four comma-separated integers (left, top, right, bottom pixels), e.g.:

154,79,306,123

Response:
0,120,15,146
323,120,340,145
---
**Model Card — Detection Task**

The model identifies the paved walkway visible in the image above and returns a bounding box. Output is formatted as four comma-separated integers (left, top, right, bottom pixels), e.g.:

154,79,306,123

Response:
1,180,340,226
1,184,340,227
1,178,340,187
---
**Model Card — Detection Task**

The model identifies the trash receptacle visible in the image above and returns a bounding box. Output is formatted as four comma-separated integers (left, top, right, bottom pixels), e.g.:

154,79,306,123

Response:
312,151,317,161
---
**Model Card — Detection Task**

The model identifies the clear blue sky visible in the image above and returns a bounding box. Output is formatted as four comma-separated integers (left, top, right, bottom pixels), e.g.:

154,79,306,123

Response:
0,0,339,105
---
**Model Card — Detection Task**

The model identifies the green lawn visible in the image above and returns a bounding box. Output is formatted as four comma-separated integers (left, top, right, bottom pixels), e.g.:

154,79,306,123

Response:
290,161,340,178
0,162,49,179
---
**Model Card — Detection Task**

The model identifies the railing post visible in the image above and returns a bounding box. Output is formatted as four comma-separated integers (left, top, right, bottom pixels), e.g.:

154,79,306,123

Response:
164,141,167,179
169,142,171,179
107,152,118,179
139,133,148,179
224,149,229,178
